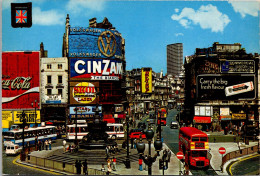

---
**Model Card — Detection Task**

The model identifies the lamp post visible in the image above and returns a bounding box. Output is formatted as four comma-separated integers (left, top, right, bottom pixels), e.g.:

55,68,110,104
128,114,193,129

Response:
158,109,162,140
125,113,131,168
243,103,250,145
31,100,39,127
74,107,78,145
137,123,162,175
20,111,26,161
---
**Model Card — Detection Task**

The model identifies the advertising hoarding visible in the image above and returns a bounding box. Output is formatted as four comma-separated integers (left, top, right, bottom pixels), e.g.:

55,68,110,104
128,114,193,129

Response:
13,110,41,124
2,111,13,121
45,94,61,104
231,113,246,120
220,107,231,120
197,75,255,100
69,27,123,59
141,68,152,93
70,82,99,104
221,60,255,73
69,106,102,119
2,51,40,109
70,58,122,81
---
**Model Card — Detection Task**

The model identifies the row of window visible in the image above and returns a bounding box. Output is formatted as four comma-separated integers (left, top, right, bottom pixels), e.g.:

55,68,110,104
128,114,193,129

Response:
47,64,63,69
47,75,63,84
47,89,63,97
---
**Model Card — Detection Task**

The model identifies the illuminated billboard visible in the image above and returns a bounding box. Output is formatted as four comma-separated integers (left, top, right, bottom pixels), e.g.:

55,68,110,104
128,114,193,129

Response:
70,82,99,104
70,58,122,81
69,105,102,119
197,75,255,100
141,68,152,93
13,110,41,124
69,27,123,59
2,51,40,109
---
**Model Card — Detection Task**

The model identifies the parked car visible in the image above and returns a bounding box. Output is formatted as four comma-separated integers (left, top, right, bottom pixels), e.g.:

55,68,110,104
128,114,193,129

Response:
5,144,22,156
170,121,179,129
129,129,146,139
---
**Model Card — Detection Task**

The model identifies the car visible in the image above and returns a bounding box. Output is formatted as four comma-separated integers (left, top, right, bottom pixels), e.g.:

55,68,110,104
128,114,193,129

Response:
170,121,179,129
5,144,22,156
129,132,146,139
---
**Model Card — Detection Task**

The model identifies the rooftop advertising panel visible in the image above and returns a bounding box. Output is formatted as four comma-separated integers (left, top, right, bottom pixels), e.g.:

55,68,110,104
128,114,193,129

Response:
2,51,40,109
69,27,123,59
70,58,122,81
197,75,255,100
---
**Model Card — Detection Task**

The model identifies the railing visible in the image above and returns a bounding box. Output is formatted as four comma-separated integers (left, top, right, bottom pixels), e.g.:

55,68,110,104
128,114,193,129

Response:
222,145,258,165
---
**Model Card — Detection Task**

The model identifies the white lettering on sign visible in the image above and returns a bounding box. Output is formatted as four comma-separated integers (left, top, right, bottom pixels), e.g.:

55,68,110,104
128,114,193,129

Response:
74,60,123,75
199,78,228,90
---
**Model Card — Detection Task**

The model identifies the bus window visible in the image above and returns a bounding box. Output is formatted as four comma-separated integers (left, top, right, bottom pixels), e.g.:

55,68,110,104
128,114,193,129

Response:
200,137,207,141
107,126,114,132
192,151,207,157
120,126,123,132
192,137,200,141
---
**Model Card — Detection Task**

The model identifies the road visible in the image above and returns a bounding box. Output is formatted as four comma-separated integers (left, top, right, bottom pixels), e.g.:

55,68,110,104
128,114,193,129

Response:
162,109,217,175
228,154,260,175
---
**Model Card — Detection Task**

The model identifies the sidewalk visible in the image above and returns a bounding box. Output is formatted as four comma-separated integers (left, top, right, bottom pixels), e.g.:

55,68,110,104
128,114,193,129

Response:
209,141,258,175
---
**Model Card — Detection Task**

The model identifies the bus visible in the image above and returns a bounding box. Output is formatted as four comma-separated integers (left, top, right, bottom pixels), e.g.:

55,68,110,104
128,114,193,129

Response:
3,126,57,147
179,127,210,169
66,123,124,141
158,108,167,126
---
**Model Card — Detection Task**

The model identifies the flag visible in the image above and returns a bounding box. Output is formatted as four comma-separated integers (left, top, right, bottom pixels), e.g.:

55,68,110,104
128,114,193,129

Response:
16,10,27,23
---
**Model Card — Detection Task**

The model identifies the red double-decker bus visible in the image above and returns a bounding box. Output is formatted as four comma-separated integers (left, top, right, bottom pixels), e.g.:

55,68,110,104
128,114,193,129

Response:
179,127,210,169
157,108,167,126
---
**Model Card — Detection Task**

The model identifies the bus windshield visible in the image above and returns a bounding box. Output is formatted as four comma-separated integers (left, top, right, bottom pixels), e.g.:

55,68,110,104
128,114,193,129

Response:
191,150,207,157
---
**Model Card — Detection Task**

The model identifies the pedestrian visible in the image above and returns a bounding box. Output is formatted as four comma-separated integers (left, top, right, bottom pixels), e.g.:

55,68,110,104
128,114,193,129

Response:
167,149,171,163
45,140,48,150
144,155,148,171
83,159,88,175
38,140,41,151
101,163,105,172
112,157,116,171
133,139,137,149
75,160,82,175
138,157,143,171
35,136,38,151
63,139,66,152
107,159,112,173
130,138,134,149
48,139,52,150
41,140,44,150
106,146,109,159
122,141,126,149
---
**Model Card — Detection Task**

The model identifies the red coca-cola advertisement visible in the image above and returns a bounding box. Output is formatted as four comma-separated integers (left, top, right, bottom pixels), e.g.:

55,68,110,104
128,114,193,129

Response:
2,51,40,109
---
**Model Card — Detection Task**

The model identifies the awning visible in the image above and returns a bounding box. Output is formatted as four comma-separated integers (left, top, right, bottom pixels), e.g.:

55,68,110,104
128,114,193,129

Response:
193,116,211,123
103,118,115,123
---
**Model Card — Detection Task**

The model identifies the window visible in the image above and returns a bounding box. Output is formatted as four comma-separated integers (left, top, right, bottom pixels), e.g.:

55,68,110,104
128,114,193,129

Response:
58,76,62,84
58,89,63,97
200,137,207,141
192,137,200,141
47,89,52,95
47,64,52,69
47,76,52,84
58,64,62,69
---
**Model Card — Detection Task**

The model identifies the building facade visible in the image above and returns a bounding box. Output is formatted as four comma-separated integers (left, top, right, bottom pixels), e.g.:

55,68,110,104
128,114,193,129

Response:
184,42,259,136
167,43,183,77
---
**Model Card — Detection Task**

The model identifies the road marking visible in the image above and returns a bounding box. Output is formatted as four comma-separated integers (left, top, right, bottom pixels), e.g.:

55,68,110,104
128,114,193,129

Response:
229,153,260,175
12,155,61,175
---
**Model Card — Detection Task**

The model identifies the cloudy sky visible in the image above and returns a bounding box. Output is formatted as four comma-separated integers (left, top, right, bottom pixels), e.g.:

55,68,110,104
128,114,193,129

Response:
2,0,260,73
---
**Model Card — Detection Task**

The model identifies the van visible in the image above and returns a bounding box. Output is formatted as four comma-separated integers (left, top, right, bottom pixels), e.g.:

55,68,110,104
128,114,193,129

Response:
5,144,22,155
170,121,179,129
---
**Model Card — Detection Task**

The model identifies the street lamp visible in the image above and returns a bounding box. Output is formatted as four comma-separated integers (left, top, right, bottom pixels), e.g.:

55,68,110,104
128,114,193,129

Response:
31,100,39,127
125,113,131,168
20,111,26,161
136,123,162,175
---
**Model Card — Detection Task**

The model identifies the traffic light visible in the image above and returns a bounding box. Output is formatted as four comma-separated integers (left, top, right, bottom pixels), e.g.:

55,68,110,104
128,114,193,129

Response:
159,159,163,170
11,3,32,28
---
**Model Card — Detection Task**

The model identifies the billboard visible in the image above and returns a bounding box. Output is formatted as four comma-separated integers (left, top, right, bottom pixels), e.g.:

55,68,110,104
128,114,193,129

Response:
197,75,255,100
69,27,123,59
221,60,255,73
69,105,102,119
70,82,99,104
141,68,152,93
70,58,123,81
13,110,41,124
2,52,40,109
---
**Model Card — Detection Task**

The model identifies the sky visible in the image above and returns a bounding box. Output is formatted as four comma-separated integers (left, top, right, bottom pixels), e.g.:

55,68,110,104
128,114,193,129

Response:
2,0,260,74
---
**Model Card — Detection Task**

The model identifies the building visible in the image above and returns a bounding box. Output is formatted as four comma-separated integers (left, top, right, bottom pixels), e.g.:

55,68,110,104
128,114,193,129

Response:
167,43,183,76
184,42,259,137
40,55,68,125
62,15,126,124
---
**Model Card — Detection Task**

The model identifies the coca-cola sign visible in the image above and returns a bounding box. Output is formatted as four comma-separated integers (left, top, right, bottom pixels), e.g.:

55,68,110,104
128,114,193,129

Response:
2,52,40,109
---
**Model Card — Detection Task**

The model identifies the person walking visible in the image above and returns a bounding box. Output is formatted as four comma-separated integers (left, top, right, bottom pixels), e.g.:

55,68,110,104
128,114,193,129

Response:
45,140,48,150
133,139,137,149
63,139,66,152
112,157,116,171
82,159,88,175
48,139,52,150
38,140,41,151
101,164,105,172
167,149,171,163
107,159,112,173
75,160,82,175
138,157,143,171
106,146,109,159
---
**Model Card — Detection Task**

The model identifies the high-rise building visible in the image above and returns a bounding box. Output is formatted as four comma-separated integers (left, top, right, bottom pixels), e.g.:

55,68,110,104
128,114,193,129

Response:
167,43,183,76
